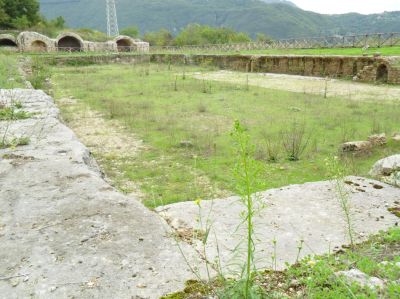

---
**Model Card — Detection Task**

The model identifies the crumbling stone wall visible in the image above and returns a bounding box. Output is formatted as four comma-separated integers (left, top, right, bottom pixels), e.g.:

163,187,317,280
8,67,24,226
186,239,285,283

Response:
150,54,400,84
12,31,149,53
0,34,18,50
114,36,150,52
16,32,56,52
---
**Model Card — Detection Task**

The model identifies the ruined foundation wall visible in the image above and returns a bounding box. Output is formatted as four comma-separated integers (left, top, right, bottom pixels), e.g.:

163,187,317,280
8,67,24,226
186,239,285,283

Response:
47,53,151,66
16,32,56,52
12,31,149,53
150,54,400,84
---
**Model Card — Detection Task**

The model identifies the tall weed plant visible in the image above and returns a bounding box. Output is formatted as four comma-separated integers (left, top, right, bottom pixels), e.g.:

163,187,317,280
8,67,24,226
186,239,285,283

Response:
326,156,354,247
225,120,266,298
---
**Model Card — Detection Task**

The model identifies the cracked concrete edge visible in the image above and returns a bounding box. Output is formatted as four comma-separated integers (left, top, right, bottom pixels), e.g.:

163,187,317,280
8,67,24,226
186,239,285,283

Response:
0,89,203,299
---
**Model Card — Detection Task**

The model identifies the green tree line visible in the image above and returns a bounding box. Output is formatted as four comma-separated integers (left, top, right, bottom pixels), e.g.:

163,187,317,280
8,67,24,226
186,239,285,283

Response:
0,0,272,46
122,24,273,46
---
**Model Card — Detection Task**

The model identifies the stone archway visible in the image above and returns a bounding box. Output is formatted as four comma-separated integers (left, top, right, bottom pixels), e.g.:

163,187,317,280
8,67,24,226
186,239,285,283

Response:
31,40,47,52
116,38,134,52
0,38,17,48
57,35,83,51
376,64,388,83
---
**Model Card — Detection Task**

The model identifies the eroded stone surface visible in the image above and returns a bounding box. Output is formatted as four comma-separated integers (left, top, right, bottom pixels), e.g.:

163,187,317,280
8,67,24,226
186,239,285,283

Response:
0,89,198,299
370,154,400,177
157,177,400,272
336,269,385,289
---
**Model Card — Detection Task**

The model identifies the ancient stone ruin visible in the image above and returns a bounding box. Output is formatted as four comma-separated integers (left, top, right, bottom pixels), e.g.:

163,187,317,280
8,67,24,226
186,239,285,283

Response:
151,54,400,84
0,31,149,53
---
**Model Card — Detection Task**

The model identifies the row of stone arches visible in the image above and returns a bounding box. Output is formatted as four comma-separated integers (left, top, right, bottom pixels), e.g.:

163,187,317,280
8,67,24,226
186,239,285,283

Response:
0,32,147,53
0,34,83,52
0,38,48,52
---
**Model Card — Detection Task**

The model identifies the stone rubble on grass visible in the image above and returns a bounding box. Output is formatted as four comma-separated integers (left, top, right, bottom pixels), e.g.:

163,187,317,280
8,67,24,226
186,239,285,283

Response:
341,133,387,153
393,133,400,142
341,141,372,152
370,154,400,176
368,133,387,146
336,269,385,289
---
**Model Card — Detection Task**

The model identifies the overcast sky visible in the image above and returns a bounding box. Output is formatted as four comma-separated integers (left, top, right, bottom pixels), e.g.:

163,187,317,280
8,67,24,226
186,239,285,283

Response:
291,0,400,14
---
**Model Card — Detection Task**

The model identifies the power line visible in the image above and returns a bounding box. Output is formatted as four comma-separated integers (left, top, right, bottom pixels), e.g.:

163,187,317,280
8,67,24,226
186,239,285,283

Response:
106,0,119,37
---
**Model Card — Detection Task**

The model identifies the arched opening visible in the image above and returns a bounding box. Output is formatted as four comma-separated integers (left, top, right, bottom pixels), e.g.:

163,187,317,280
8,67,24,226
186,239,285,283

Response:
376,64,388,83
116,39,133,52
31,40,47,52
0,38,17,48
57,36,82,51
352,62,358,76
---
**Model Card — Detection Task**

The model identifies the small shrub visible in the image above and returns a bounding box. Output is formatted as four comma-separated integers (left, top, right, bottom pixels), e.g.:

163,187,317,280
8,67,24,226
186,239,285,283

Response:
0,137,30,149
260,131,280,162
0,106,30,121
281,121,310,161
28,57,51,90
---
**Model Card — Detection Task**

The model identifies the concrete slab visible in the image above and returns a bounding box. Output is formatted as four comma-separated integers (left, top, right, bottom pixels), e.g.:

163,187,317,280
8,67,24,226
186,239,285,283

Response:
0,89,198,299
157,177,400,272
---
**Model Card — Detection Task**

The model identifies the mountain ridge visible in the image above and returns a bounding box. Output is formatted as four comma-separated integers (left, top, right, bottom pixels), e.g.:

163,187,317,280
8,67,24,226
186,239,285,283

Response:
39,0,400,39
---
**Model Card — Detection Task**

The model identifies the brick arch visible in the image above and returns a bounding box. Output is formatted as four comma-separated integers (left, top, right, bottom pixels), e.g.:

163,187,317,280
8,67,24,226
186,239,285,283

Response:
115,36,136,52
31,40,47,52
57,33,84,51
0,34,17,48
376,64,388,83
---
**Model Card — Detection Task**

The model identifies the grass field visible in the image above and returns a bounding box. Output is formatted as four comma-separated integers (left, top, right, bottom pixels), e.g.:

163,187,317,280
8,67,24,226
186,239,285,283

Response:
21,45,400,60
238,46,400,56
0,53,24,89
148,46,400,56
51,63,400,207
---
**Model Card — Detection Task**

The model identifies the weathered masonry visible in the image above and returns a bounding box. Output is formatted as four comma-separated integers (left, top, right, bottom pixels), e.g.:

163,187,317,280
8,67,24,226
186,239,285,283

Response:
0,32,149,53
151,54,400,84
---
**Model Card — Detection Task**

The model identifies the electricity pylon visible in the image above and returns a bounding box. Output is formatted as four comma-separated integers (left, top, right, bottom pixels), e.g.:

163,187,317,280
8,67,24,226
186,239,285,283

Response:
106,0,119,37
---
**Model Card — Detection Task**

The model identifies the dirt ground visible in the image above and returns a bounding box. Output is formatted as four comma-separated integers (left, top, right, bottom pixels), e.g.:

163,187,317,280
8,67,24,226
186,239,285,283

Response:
192,71,400,101
57,96,145,199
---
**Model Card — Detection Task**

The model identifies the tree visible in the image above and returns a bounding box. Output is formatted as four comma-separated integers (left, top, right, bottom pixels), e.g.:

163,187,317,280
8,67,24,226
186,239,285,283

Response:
120,26,139,38
0,0,40,28
143,29,174,46
174,24,251,46
255,32,273,44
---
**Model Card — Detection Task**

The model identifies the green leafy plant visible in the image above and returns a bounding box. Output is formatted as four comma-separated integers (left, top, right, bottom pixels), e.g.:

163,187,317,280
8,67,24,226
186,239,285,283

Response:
0,136,30,149
230,120,265,298
281,121,310,161
28,57,51,90
326,156,354,247
0,106,30,121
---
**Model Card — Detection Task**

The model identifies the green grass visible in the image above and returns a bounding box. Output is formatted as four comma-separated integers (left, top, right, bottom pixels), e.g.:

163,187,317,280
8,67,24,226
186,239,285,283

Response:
238,46,400,56
0,136,30,149
148,46,400,56
0,53,25,88
163,227,400,298
51,63,400,207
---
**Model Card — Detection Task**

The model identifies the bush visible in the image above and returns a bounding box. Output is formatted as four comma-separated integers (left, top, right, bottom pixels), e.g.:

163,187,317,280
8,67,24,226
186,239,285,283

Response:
27,57,51,90
175,24,251,46
281,121,310,161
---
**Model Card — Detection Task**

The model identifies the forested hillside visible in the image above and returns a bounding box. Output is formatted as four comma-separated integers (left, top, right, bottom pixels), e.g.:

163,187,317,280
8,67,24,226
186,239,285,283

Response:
39,0,400,38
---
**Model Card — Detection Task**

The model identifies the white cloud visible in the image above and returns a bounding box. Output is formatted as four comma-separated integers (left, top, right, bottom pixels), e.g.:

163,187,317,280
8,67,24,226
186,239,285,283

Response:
291,0,400,14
